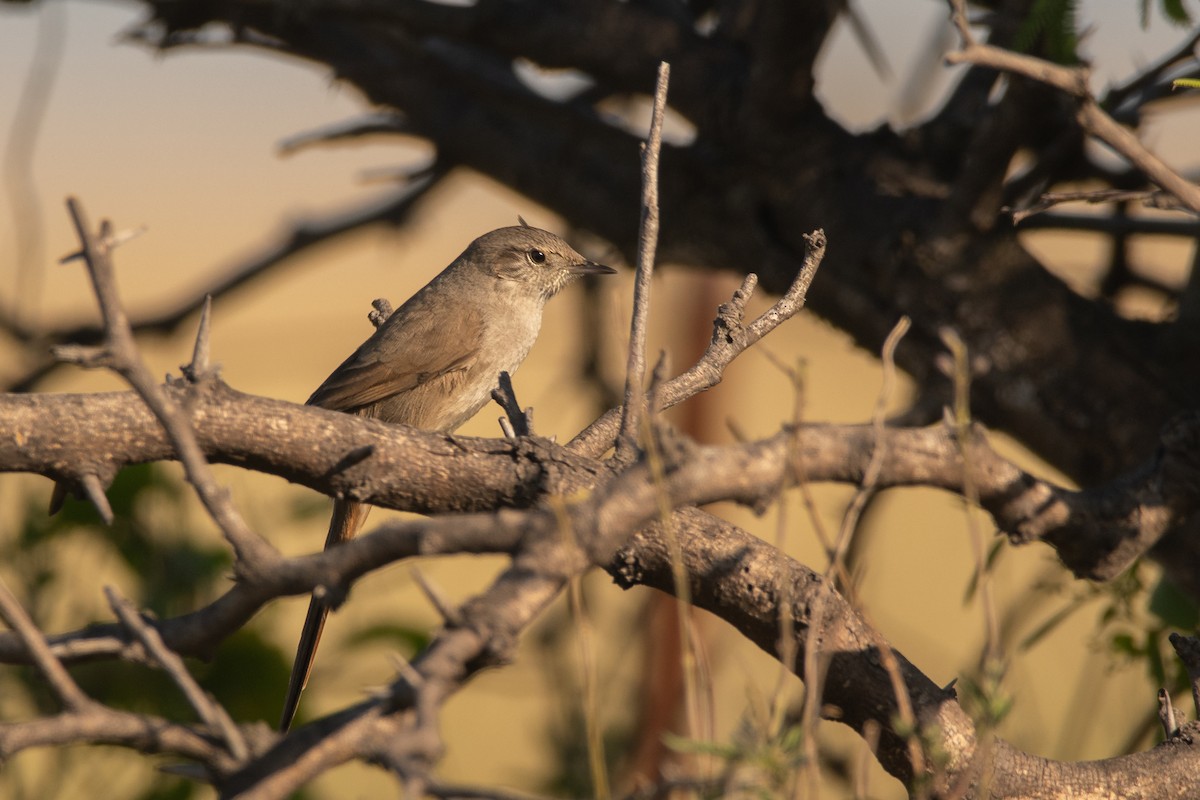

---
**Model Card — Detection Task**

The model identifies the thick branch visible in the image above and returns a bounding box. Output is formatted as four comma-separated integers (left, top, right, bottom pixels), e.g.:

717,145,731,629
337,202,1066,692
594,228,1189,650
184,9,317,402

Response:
4,384,1198,583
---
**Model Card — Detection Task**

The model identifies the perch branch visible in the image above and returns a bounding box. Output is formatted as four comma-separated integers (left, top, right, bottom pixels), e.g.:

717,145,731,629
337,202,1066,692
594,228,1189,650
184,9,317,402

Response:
617,61,670,456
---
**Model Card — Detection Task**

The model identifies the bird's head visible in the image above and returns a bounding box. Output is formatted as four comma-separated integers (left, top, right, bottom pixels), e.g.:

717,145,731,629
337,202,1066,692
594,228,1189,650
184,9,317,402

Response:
468,226,616,299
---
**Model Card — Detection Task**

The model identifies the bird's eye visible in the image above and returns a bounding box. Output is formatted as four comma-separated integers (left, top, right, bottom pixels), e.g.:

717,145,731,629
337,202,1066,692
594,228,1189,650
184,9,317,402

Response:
528,248,546,265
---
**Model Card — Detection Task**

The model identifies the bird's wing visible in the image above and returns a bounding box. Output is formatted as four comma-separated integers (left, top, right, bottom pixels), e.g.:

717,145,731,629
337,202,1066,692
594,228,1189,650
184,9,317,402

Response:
307,299,485,411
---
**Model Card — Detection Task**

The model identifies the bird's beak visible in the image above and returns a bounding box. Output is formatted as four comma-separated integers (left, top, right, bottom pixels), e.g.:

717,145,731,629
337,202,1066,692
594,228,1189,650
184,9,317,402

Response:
570,259,617,276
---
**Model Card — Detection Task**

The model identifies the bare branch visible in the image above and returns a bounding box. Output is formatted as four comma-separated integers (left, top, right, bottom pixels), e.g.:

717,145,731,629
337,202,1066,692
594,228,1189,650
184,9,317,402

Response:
0,580,90,711
104,587,249,762
490,371,531,438
60,197,279,571
277,111,414,156
828,315,910,574
572,230,825,458
1009,188,1180,224
6,378,1198,589
617,62,670,457
946,0,1200,215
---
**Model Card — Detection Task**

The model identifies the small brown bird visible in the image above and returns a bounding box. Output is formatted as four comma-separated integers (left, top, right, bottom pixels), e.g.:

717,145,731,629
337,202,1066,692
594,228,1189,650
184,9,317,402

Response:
280,224,614,731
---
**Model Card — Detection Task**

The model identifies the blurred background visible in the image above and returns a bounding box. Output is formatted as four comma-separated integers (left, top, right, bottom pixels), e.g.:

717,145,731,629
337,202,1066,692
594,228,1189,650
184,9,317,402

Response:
1,1,1199,797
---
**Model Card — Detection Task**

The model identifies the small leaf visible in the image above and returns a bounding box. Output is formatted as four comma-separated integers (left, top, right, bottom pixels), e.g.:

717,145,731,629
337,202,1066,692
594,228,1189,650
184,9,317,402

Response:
345,621,431,654
1148,577,1200,629
1161,0,1193,25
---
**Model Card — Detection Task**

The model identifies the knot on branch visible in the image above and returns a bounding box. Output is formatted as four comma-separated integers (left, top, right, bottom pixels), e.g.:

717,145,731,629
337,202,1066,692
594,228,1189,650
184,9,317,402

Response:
712,288,751,347
1168,721,1198,745
368,298,394,329
610,545,644,590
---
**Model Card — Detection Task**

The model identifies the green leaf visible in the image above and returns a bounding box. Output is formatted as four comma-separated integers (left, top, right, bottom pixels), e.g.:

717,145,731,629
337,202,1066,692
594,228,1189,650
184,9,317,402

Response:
1109,632,1139,657
1014,0,1080,64
1148,577,1200,629
344,621,431,654
1161,0,1193,25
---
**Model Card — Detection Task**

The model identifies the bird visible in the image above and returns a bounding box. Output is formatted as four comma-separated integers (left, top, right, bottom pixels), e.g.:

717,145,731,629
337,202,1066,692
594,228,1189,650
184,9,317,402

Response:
279,223,615,731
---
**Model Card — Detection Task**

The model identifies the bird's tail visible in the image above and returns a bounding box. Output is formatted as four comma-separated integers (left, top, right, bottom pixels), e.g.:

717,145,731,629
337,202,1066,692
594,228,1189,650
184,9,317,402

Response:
279,498,371,732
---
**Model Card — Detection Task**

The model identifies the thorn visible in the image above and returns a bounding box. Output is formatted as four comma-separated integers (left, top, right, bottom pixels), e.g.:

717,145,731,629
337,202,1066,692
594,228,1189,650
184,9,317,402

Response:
498,416,517,440
409,567,461,626
185,296,213,380
61,223,146,263
80,474,114,525
388,651,425,690
48,481,69,516
517,215,530,228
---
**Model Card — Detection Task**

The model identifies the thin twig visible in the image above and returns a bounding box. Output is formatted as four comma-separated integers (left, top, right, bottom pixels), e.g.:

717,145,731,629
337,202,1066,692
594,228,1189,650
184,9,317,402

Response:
616,61,670,457
1158,688,1179,739
0,579,90,711
410,568,463,627
104,587,249,762
572,231,825,458
941,328,1001,664
946,0,1200,215
643,417,706,748
491,371,531,438
548,495,610,800
277,111,413,156
59,197,280,573
1009,188,1175,224
828,316,911,576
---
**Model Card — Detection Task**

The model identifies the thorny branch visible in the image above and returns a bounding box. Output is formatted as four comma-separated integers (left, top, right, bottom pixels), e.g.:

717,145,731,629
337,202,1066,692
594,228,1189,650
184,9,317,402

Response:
2,208,1199,792
56,198,279,571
